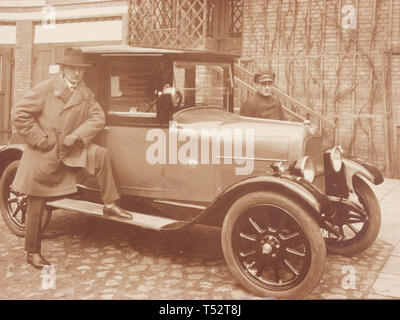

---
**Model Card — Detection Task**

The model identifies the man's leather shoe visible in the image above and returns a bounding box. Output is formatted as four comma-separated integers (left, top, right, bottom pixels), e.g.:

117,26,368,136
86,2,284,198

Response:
103,204,132,220
27,252,51,270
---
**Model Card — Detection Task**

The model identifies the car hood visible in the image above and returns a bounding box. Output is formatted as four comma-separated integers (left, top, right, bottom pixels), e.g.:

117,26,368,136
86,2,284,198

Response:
173,107,307,161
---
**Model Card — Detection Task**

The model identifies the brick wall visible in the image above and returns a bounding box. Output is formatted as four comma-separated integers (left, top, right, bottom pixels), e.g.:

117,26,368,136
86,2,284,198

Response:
241,0,400,177
13,20,34,103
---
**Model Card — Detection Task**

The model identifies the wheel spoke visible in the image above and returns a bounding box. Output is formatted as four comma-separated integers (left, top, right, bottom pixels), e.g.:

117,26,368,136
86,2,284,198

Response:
248,217,264,233
348,212,367,223
239,250,257,258
283,258,299,276
239,232,257,242
328,230,339,239
7,198,18,204
279,231,300,241
348,211,364,219
246,260,256,269
286,247,306,257
12,203,22,218
339,225,345,238
21,211,26,224
348,218,365,223
346,223,359,235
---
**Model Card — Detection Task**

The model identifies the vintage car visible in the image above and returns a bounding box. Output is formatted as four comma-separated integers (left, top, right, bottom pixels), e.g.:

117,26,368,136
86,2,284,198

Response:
0,45,383,299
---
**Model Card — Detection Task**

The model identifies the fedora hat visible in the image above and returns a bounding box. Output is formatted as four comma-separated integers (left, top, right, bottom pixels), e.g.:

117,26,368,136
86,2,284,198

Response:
57,47,93,67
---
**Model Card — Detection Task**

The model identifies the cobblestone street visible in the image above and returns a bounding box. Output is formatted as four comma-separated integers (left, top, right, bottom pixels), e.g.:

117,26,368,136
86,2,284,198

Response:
2,0,400,305
0,207,394,300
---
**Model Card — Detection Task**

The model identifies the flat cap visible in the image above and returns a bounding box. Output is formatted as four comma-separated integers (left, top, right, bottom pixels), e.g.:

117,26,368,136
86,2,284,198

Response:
254,71,275,83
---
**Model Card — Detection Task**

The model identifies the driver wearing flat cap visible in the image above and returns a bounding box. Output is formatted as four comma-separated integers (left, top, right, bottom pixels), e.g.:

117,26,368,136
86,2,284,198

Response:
240,71,286,121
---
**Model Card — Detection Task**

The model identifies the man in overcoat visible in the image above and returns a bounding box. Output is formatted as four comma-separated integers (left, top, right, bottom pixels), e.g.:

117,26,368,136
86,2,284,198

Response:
240,71,286,121
12,47,132,269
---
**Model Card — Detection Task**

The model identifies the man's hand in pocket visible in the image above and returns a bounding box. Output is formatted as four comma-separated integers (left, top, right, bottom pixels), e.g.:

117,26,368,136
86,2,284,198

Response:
62,133,80,148
36,137,52,150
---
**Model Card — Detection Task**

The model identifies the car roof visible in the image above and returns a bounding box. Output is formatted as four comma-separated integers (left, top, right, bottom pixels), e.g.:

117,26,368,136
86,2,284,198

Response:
81,45,239,60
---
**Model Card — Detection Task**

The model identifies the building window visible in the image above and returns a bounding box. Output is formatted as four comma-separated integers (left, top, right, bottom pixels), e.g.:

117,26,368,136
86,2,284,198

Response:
228,0,244,38
206,0,215,38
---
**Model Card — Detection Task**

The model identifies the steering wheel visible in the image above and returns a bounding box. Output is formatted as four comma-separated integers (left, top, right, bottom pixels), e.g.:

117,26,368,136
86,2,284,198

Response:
145,90,183,113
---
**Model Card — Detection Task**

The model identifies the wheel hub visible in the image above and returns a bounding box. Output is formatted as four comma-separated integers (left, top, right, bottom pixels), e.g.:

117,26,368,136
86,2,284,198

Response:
261,235,280,257
262,243,273,254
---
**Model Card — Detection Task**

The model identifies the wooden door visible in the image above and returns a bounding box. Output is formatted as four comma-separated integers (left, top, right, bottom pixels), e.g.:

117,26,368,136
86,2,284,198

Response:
32,48,52,86
32,46,65,86
0,48,13,144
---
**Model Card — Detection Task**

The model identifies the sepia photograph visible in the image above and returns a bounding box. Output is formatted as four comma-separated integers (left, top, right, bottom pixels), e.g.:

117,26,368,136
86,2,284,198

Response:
0,0,399,309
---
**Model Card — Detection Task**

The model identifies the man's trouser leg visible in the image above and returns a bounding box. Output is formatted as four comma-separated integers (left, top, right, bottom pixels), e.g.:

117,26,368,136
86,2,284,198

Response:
93,146,120,205
25,196,46,253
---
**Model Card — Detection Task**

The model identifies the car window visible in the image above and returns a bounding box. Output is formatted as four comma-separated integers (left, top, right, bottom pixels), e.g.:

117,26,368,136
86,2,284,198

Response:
173,61,232,111
108,60,159,118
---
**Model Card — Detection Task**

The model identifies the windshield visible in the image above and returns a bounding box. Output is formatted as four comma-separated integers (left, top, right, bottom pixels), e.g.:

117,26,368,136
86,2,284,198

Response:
173,61,233,111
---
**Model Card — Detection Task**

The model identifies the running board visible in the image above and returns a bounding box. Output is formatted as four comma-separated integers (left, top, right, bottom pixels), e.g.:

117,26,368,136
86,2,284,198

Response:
45,198,188,231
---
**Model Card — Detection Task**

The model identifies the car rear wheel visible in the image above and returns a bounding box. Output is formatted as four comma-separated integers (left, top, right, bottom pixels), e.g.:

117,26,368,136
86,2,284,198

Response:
0,160,51,237
324,176,381,256
221,191,326,299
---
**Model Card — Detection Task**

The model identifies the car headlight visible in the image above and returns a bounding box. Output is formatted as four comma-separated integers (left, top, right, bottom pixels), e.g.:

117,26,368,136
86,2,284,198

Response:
291,156,315,182
330,146,342,172
300,156,315,182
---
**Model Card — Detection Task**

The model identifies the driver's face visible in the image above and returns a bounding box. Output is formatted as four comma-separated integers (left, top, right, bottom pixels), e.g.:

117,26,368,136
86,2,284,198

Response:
256,81,273,96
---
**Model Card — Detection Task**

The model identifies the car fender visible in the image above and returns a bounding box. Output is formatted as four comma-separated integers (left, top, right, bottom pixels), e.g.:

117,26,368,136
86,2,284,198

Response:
342,157,384,194
0,144,24,176
190,175,330,227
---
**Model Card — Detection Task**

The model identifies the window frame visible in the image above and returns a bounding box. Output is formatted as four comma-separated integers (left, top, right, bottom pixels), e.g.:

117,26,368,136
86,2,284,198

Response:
97,54,235,126
172,60,234,111
102,55,167,127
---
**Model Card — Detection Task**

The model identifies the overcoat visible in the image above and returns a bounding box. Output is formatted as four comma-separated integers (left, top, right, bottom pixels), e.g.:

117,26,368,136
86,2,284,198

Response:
240,93,286,121
12,73,106,197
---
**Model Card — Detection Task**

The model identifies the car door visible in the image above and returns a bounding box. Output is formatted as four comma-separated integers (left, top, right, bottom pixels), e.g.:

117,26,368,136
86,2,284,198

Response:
163,60,233,203
94,56,167,198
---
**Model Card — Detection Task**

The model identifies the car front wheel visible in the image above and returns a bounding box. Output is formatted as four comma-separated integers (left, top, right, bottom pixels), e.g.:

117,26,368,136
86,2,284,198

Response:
221,191,326,299
0,160,51,237
324,176,381,256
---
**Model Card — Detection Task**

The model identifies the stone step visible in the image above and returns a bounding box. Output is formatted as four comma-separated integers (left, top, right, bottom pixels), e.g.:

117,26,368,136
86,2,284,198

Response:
46,198,184,231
